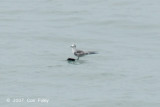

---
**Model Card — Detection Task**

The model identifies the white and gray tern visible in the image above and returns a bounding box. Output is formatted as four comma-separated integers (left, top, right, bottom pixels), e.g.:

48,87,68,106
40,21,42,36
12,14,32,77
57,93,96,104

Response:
70,43,97,60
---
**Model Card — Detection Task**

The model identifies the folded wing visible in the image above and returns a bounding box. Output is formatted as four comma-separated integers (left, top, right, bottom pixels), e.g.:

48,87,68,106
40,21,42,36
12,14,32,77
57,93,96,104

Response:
85,51,98,55
74,50,85,57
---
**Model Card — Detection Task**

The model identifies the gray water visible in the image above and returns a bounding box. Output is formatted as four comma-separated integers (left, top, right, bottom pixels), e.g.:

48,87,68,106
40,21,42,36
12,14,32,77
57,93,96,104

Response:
0,0,160,107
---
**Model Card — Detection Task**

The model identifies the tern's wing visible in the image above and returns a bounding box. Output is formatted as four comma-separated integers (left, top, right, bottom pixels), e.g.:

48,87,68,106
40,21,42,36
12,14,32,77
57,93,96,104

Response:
85,51,98,55
74,50,85,57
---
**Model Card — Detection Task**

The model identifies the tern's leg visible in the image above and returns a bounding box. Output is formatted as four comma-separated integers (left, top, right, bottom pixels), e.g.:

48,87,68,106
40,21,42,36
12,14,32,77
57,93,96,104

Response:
77,57,79,60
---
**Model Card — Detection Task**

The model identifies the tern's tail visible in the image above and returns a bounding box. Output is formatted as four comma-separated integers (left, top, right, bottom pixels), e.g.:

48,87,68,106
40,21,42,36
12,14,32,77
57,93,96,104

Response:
85,51,98,55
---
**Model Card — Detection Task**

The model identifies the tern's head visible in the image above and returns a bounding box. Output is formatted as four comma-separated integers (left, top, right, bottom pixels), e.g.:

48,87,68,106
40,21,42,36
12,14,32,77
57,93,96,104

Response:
70,44,76,48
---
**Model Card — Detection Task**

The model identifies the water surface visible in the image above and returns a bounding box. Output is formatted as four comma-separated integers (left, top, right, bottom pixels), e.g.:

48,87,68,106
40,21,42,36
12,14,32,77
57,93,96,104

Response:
0,0,160,107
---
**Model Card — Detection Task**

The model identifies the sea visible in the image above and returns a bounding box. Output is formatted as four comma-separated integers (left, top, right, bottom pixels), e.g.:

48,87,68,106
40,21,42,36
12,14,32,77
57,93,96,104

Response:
0,0,160,107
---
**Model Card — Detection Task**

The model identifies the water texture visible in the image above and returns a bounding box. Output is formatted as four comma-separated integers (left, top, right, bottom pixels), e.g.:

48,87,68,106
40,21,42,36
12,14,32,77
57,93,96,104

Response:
0,0,160,107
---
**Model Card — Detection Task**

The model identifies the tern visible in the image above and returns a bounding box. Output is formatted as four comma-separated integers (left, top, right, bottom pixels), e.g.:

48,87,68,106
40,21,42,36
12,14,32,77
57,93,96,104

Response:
70,43,97,60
